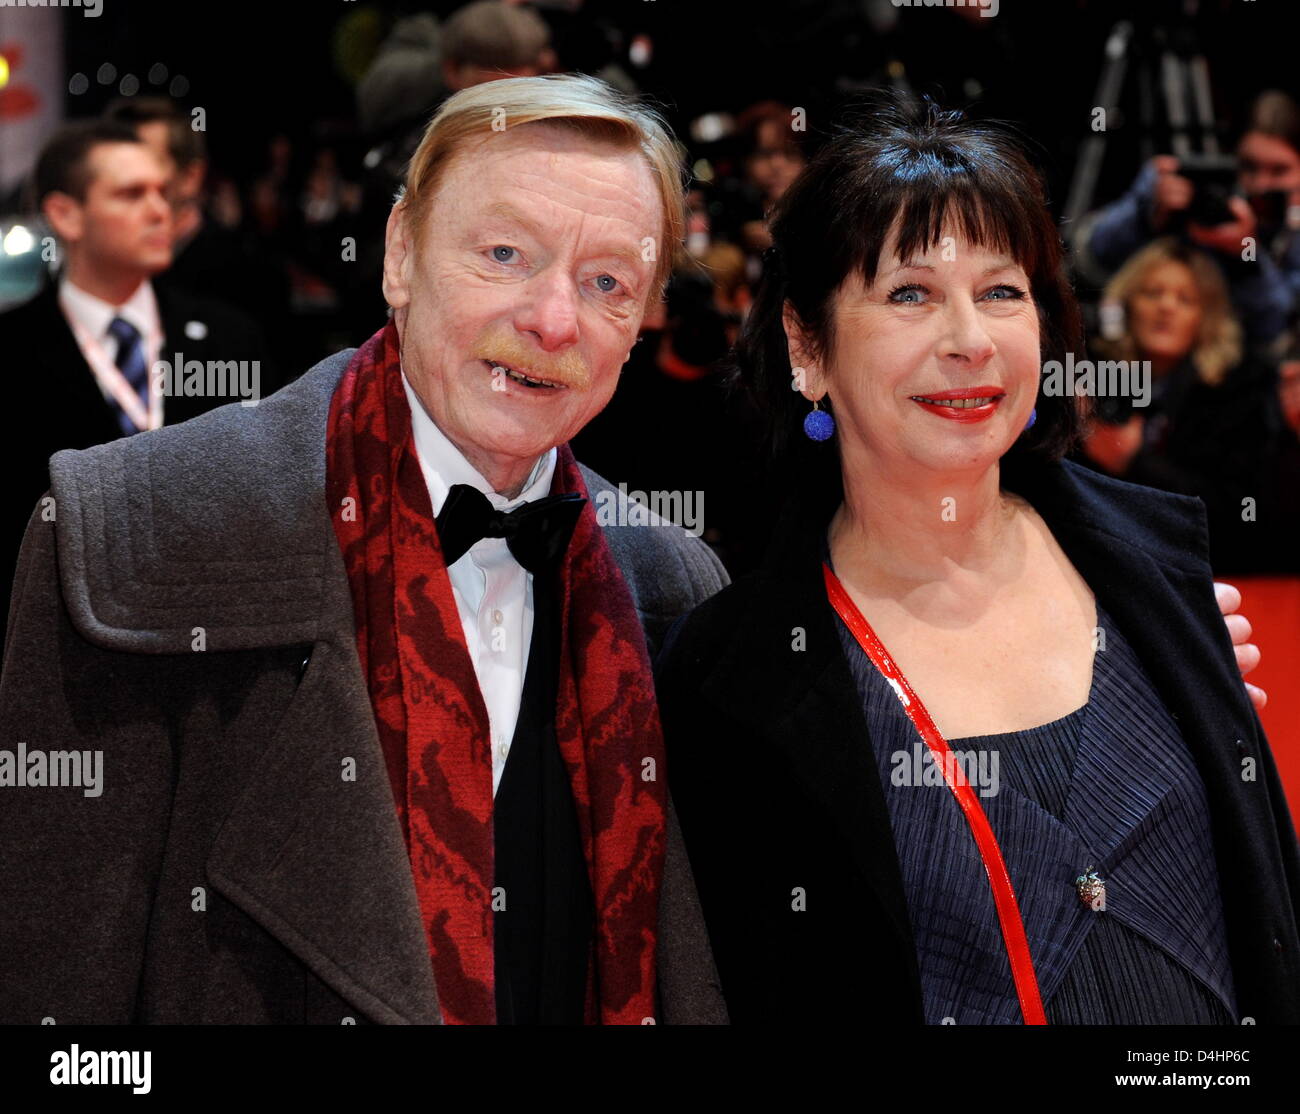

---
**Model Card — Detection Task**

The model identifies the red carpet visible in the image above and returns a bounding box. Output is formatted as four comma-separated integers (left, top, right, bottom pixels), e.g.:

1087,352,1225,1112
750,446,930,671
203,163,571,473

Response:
1233,577,1300,821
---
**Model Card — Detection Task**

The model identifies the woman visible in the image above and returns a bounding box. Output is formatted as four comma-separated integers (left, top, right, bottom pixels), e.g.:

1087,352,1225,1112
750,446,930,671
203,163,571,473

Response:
1078,238,1297,576
655,95,1300,1025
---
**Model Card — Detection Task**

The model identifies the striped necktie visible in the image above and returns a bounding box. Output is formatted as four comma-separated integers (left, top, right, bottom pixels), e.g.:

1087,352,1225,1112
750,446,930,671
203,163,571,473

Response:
107,315,150,434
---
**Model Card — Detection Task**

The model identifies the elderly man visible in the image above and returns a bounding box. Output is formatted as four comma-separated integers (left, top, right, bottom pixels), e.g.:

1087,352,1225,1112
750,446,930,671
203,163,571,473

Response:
0,74,725,1026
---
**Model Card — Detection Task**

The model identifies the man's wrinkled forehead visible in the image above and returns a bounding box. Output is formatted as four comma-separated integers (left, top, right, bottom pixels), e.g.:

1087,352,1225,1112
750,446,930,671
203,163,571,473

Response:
436,127,662,255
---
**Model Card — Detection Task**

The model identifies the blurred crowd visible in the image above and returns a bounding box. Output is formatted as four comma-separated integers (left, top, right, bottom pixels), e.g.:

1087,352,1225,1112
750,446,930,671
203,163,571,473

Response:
1065,89,1300,578
3,0,1298,589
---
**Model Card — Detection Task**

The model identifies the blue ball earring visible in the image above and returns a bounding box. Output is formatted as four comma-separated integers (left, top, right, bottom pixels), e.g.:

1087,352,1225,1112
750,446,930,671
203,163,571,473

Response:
1023,407,1037,432
804,399,835,441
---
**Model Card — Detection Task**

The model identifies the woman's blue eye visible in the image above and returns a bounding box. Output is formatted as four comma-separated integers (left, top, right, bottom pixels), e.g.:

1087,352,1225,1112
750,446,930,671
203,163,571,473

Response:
985,284,1027,300
491,245,518,263
889,284,925,303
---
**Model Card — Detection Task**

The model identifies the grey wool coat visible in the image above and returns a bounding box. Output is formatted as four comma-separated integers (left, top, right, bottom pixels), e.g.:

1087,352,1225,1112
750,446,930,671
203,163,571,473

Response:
0,347,730,1025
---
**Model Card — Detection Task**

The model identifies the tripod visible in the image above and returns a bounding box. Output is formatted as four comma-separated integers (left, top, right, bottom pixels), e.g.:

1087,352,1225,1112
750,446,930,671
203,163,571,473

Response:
1064,5,1224,248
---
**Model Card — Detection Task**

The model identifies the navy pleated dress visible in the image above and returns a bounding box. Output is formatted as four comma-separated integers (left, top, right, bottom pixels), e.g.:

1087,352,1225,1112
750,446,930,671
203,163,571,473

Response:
832,580,1240,1025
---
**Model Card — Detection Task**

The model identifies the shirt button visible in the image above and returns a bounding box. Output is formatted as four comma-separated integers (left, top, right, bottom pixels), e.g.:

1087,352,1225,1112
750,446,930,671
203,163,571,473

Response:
496,741,510,761
492,609,503,625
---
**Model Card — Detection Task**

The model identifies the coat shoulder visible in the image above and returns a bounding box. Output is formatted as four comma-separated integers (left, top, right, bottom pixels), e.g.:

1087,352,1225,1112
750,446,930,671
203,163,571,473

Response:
578,462,729,617
45,348,357,652
652,565,763,682
1023,457,1215,575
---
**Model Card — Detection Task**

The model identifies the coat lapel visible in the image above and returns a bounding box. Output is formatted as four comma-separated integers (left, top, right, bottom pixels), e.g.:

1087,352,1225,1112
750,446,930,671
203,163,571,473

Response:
31,284,122,444
154,284,221,425
199,510,444,1023
204,634,443,1024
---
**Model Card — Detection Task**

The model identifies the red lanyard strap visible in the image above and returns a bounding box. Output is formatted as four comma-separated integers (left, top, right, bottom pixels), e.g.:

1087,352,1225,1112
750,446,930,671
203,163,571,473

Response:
823,562,1048,1026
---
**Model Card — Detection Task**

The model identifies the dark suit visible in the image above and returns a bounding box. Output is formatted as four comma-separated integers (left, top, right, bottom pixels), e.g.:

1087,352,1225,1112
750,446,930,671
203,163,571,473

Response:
0,348,728,1024
655,456,1300,1024
155,218,293,371
0,279,274,634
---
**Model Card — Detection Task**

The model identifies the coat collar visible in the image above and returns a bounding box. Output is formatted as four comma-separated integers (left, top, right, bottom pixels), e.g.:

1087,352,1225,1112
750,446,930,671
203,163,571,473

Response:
49,346,355,653
203,631,444,1023
46,345,665,655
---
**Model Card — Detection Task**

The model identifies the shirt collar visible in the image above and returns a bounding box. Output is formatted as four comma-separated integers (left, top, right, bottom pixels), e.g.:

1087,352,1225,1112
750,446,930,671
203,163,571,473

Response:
400,366,557,517
59,275,159,346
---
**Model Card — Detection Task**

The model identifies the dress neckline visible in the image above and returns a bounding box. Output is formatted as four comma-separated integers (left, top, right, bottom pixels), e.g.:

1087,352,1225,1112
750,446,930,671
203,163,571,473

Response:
825,536,1106,746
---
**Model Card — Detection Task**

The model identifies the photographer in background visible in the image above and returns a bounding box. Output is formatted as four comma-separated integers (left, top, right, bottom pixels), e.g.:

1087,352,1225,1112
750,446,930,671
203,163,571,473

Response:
1077,90,1300,350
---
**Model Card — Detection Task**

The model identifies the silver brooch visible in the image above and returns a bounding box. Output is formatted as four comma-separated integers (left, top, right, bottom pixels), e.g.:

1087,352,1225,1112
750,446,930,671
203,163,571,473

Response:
1075,865,1106,911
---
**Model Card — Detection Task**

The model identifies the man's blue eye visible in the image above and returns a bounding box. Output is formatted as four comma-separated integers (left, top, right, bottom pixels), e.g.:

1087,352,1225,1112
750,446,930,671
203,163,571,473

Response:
595,274,619,293
492,246,517,263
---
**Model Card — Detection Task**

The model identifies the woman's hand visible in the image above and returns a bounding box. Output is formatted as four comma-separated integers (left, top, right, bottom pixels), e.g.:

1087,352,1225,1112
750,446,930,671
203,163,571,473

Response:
1215,581,1267,711
1081,415,1145,475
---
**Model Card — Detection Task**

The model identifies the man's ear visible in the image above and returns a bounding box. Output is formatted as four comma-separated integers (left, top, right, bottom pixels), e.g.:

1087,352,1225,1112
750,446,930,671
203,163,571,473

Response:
382,202,414,311
41,192,84,246
782,299,827,401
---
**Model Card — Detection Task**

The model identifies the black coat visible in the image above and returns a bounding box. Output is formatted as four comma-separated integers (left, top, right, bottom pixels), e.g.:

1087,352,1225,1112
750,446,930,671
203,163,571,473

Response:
0,279,274,623
655,455,1300,1024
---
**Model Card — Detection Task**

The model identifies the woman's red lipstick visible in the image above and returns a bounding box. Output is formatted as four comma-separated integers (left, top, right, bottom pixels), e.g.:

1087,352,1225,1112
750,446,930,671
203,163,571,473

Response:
910,386,1006,423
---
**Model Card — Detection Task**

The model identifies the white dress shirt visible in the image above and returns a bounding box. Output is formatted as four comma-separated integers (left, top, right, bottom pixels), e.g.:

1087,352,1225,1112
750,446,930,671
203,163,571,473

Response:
401,368,558,798
58,276,164,432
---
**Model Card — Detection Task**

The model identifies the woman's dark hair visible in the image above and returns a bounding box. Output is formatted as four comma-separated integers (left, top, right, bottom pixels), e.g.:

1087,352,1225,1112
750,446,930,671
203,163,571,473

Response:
728,89,1085,485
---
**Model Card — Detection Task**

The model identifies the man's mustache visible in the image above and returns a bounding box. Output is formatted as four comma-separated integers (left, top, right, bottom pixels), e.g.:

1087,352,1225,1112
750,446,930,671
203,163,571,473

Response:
469,328,592,390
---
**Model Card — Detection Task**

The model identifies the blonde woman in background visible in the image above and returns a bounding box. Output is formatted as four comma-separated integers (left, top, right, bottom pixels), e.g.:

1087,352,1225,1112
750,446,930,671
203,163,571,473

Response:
1078,238,1295,575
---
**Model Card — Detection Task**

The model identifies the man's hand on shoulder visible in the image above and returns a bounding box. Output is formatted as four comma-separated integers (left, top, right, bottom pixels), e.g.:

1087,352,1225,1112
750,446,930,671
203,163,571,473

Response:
1215,580,1266,711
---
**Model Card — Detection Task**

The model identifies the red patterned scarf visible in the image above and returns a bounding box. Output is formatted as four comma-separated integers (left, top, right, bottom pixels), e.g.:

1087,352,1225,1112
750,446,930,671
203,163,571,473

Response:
325,321,666,1025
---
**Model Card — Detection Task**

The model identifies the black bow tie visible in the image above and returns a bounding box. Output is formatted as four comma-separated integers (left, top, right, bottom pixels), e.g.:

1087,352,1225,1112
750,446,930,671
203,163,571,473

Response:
434,483,586,573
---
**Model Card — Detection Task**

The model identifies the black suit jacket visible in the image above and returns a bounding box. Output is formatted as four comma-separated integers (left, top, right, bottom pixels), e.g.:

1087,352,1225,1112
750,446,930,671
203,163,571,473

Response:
655,455,1300,1024
0,279,273,626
